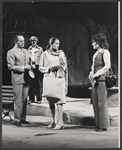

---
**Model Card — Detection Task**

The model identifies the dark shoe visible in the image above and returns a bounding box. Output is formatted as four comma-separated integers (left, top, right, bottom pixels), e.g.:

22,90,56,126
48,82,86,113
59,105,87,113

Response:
95,128,99,131
15,121,21,126
31,102,36,103
21,120,30,124
95,126,99,131
96,128,107,132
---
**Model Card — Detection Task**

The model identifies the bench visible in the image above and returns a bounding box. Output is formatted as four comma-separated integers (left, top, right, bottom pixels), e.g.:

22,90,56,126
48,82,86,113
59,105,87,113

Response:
88,87,119,107
2,85,14,120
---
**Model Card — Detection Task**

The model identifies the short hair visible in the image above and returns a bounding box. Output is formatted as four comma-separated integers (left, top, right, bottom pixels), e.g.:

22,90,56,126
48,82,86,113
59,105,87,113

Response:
14,35,24,43
29,36,38,42
46,37,59,49
91,33,109,49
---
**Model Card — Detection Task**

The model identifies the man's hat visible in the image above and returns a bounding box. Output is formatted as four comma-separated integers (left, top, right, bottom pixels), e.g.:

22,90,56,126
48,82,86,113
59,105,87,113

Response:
29,36,38,41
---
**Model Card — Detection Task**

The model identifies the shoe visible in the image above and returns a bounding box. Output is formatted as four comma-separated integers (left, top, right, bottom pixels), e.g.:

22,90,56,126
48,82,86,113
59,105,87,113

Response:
47,122,56,128
95,126,99,131
37,101,41,104
15,121,21,126
21,120,30,124
53,124,64,130
96,128,107,132
95,128,99,131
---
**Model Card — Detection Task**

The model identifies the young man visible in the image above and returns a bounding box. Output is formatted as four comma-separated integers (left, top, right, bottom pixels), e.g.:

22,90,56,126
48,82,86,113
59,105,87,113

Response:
28,36,43,104
7,35,31,126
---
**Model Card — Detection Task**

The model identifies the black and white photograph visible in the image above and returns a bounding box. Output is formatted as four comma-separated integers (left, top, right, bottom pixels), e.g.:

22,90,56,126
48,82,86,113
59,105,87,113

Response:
2,1,120,148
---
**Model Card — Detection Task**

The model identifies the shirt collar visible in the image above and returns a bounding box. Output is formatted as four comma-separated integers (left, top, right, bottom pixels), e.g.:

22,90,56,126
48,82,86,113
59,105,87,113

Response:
97,48,104,54
29,45,39,49
14,45,24,52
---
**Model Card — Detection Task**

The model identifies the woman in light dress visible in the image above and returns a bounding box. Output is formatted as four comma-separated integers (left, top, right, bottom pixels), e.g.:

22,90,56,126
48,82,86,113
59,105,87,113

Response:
39,37,68,130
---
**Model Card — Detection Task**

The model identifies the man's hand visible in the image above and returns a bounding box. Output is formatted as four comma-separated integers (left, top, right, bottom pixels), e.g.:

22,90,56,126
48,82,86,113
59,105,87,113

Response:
24,65,31,70
31,64,36,69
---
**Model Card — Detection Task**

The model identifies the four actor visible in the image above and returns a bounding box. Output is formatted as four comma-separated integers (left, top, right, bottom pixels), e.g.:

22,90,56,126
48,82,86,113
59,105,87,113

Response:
6,33,112,132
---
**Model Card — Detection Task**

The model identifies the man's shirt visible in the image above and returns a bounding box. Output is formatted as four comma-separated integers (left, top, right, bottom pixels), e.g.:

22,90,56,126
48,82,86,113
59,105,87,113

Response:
28,45,43,65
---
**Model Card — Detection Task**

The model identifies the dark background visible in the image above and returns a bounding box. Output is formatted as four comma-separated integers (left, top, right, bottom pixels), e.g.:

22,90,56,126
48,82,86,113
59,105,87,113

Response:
2,2,118,97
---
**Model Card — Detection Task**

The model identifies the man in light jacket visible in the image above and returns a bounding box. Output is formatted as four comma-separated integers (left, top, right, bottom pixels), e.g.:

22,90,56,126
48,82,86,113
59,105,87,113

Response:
7,35,31,126
28,36,43,104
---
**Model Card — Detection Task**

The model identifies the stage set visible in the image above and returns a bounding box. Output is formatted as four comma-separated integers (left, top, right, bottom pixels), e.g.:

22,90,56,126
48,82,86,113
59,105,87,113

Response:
2,2,119,148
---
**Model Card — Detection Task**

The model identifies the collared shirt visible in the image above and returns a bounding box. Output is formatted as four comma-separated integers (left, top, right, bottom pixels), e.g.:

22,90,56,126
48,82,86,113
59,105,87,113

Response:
91,48,111,77
28,45,43,65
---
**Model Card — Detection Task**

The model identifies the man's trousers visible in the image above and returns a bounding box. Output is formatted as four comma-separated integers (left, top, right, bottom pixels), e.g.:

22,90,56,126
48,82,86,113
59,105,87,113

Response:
28,66,43,102
13,84,29,122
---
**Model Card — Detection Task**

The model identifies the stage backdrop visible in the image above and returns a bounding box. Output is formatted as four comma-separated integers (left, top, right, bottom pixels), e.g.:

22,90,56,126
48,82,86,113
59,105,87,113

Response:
2,2,118,87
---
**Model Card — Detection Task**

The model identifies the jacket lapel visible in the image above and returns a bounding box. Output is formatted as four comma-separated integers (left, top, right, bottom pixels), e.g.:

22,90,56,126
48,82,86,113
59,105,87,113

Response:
13,47,25,58
23,49,30,64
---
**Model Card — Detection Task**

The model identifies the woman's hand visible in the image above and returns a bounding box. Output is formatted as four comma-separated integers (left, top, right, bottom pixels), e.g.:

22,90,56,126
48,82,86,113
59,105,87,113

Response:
48,65,61,73
89,74,96,80
48,66,55,72
53,65,61,71
88,73,97,87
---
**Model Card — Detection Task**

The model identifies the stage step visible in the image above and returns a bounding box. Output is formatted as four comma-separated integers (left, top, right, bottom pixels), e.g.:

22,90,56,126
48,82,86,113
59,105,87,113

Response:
26,97,118,127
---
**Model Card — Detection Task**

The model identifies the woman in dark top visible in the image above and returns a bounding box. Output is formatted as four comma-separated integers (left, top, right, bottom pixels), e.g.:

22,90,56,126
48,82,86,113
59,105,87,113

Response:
88,33,111,132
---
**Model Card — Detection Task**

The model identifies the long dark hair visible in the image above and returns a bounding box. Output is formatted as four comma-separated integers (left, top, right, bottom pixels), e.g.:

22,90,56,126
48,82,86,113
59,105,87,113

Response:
46,37,59,49
91,33,109,49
